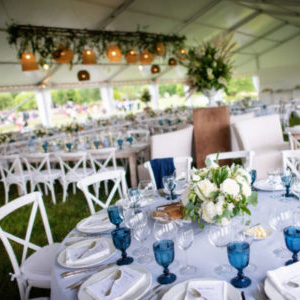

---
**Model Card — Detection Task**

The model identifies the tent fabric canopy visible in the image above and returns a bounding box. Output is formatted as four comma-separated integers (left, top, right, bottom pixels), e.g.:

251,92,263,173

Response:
0,0,300,92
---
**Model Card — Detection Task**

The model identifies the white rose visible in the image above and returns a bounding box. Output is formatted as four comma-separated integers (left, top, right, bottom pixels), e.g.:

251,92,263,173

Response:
198,179,216,198
202,201,216,223
192,174,200,181
242,182,252,197
215,202,224,216
221,178,240,197
221,217,230,226
236,175,246,185
227,203,235,212
237,169,251,184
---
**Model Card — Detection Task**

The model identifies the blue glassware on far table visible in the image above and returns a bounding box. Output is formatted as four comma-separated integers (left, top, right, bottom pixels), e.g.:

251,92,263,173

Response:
126,137,133,146
93,141,99,149
153,240,176,284
117,139,123,150
250,169,257,189
227,241,251,288
281,172,293,200
284,226,300,265
108,205,123,229
42,141,48,153
128,187,141,208
66,143,72,152
111,227,134,265
163,175,177,200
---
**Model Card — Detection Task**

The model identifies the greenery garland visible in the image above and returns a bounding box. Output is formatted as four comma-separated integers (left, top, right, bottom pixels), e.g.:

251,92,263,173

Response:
7,23,186,67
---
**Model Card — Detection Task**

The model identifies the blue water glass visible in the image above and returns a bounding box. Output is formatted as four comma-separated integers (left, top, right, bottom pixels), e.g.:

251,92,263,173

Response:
227,241,251,288
117,139,123,150
250,170,257,188
103,139,110,148
281,173,292,198
128,188,141,208
66,143,72,152
167,119,172,126
153,240,177,284
108,205,123,229
284,226,300,265
159,120,164,126
111,227,134,265
93,141,99,149
126,137,133,146
31,135,36,140
163,176,177,200
42,141,48,153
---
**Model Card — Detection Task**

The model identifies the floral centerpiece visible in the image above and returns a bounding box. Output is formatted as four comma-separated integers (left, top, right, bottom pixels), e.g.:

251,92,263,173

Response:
182,34,236,106
0,134,9,145
125,113,136,122
34,128,48,138
182,159,257,228
140,89,151,108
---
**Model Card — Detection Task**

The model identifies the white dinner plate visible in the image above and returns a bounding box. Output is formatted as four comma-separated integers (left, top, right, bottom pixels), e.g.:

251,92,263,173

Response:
57,237,116,269
253,179,284,191
76,211,114,233
161,278,241,300
264,278,284,300
78,265,152,300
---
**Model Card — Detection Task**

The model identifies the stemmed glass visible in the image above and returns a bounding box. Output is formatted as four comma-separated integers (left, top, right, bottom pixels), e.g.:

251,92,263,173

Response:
65,142,72,152
93,140,99,149
280,171,293,202
284,226,300,265
227,241,251,288
153,240,177,284
107,205,123,229
111,227,134,265
138,180,155,202
177,221,197,275
42,141,48,153
269,207,294,258
128,187,142,208
117,139,123,150
207,223,234,275
126,137,133,146
250,169,257,189
163,175,177,200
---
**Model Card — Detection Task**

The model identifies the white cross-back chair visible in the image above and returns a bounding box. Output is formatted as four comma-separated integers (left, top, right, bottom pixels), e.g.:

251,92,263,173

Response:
77,170,128,214
287,132,300,150
0,155,32,204
56,152,94,202
206,150,255,169
282,150,300,178
23,153,62,204
0,192,59,300
144,156,193,190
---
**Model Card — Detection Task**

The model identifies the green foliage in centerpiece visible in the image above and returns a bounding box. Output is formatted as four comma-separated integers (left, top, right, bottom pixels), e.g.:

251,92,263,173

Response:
182,34,236,95
140,89,151,104
125,113,136,121
182,159,257,228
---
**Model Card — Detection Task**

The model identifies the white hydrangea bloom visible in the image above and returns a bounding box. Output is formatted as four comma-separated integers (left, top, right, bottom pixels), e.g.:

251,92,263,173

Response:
242,182,252,197
220,178,240,196
237,168,251,184
192,174,200,181
198,179,217,198
227,203,235,212
202,201,217,223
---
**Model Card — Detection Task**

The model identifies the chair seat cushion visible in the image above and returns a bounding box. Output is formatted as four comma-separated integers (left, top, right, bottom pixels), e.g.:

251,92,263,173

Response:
21,243,60,289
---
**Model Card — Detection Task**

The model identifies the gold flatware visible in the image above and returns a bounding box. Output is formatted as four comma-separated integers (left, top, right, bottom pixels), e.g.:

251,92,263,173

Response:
76,241,97,260
105,269,122,296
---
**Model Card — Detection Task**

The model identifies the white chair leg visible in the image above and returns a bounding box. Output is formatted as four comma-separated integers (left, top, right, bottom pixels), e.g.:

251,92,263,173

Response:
72,182,76,194
104,180,108,196
25,284,32,300
4,184,9,204
50,184,56,205
44,183,48,195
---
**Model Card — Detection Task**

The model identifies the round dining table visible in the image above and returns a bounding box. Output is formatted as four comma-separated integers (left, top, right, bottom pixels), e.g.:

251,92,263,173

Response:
50,190,300,300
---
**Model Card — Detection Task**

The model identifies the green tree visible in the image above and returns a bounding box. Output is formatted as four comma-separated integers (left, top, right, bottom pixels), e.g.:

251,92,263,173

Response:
175,84,185,96
0,93,13,110
159,84,177,97
227,77,255,95
113,89,122,100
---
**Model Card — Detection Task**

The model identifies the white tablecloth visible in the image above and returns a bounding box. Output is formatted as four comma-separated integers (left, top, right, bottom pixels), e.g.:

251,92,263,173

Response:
50,191,300,300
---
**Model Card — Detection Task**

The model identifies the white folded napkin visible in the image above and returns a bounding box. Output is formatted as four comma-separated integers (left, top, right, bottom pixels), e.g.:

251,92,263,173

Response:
79,215,111,231
267,262,300,300
65,239,110,266
184,280,226,300
85,267,145,300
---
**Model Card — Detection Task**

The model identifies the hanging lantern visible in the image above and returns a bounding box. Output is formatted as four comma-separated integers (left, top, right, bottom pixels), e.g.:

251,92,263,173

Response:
140,50,154,65
126,49,139,64
168,57,177,66
82,49,97,65
156,42,166,56
106,45,122,62
178,48,187,61
21,52,39,72
53,46,74,64
151,64,160,74
77,70,90,81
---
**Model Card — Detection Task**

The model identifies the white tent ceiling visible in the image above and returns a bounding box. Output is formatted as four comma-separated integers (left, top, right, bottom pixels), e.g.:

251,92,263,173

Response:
0,0,300,92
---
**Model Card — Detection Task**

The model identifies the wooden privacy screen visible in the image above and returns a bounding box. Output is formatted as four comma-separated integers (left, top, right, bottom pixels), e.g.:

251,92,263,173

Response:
193,106,231,168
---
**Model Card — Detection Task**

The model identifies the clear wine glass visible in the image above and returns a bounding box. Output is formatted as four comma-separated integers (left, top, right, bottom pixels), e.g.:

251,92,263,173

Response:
280,171,293,202
207,223,235,275
163,175,177,200
128,187,141,208
138,180,155,203
176,221,197,275
269,207,294,258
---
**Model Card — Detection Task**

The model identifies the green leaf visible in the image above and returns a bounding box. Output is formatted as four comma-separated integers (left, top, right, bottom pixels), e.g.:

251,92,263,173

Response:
247,191,258,206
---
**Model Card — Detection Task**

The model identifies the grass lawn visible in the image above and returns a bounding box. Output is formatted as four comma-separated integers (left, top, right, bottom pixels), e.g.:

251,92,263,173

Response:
0,182,119,299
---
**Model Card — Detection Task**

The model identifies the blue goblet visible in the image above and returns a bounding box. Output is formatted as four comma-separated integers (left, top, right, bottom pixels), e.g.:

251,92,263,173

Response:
66,143,72,152
250,170,257,189
108,205,123,229
93,141,99,149
227,241,251,288
126,137,133,146
159,120,164,126
284,226,300,265
163,175,177,200
111,227,133,265
167,119,172,126
153,240,176,284
42,141,48,153
117,139,123,150
281,172,293,200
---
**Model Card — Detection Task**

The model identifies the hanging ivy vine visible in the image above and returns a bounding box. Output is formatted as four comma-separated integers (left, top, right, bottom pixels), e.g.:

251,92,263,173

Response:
7,23,186,66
